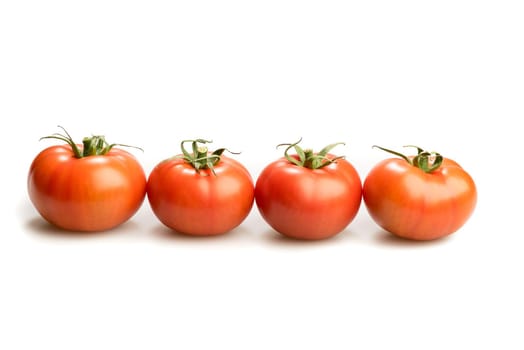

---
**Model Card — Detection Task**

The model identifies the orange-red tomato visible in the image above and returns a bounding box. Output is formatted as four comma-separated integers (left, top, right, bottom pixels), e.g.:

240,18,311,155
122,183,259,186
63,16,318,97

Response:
28,144,147,232
363,147,477,240
255,140,362,240
147,140,254,236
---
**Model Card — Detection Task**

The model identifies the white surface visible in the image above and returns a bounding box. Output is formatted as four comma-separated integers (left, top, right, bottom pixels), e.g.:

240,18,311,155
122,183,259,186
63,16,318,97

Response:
1,1,523,349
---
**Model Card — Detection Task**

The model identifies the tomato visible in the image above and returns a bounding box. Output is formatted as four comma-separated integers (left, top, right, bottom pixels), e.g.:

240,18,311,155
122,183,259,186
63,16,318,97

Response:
147,139,255,236
27,127,147,232
363,145,477,241
255,139,362,240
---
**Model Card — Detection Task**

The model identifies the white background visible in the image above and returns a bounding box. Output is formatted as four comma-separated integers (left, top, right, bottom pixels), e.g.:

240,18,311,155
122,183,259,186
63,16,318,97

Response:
1,1,523,349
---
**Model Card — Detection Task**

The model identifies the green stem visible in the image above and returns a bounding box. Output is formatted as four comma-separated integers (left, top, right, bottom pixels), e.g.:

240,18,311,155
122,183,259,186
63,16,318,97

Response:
277,138,345,169
372,145,443,173
40,125,142,158
179,139,239,176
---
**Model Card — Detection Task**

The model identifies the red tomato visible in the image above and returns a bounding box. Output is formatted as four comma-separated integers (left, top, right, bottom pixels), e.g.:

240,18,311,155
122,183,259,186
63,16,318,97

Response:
255,139,362,240
146,139,254,236
27,127,147,232
363,146,477,240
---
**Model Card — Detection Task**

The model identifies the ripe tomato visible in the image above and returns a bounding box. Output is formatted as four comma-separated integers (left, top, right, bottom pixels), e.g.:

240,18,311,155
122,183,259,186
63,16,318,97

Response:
255,139,362,240
27,127,147,232
363,145,477,241
147,139,255,236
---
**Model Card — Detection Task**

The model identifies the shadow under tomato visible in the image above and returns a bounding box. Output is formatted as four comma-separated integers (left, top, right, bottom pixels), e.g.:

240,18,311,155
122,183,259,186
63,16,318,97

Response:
25,216,139,239
373,229,453,247
150,224,253,244
261,228,354,247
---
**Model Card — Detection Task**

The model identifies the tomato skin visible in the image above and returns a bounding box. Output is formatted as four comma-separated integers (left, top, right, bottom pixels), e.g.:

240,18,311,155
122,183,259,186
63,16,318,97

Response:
362,157,477,240
255,155,362,240
28,145,147,232
146,155,255,236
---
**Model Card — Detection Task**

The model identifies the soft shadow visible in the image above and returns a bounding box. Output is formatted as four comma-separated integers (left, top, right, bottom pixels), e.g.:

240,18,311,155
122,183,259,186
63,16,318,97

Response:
374,229,453,247
150,224,253,244
261,229,350,247
25,215,140,239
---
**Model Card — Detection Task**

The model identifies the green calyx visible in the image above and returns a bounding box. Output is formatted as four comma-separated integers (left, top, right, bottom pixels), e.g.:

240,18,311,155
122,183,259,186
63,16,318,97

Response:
40,125,143,158
278,138,345,169
179,139,239,176
373,145,443,173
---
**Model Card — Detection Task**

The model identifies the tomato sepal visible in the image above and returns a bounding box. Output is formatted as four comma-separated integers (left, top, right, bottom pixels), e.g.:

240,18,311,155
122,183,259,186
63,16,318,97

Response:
277,138,346,169
178,139,240,176
372,145,443,173
40,125,143,158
